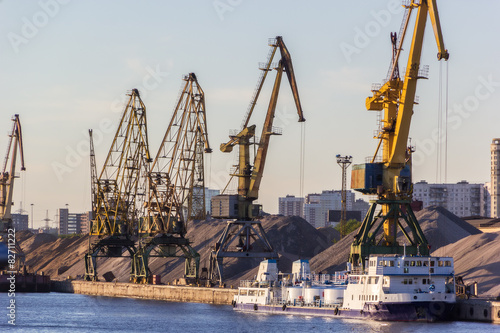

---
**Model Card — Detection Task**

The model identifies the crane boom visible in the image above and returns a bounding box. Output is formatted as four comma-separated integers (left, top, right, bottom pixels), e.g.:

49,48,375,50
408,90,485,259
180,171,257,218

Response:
219,36,304,218
247,60,285,200
0,115,25,224
89,129,98,220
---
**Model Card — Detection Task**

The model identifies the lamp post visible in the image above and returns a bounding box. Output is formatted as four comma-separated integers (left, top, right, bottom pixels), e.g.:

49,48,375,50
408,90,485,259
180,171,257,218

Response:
30,203,34,230
336,154,352,238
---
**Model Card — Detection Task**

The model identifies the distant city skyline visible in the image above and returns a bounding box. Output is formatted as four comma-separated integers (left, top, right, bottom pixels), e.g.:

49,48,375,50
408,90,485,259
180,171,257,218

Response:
2,1,499,228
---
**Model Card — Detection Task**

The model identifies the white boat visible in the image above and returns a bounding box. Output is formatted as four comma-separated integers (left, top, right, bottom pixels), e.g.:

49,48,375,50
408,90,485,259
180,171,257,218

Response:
232,255,456,321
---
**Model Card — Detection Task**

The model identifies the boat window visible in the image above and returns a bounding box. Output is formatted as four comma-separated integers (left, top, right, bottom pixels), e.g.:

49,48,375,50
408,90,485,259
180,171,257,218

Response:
445,260,451,267
403,279,408,285
423,261,428,267
404,261,409,267
389,261,394,267
378,260,383,266
384,277,389,285
438,261,443,267
430,268,434,274
361,277,366,284
259,290,265,296
423,278,427,284
248,290,256,296
240,289,248,296
404,268,409,273
410,261,416,267
430,261,435,267
409,279,413,285
416,261,422,267
375,295,377,301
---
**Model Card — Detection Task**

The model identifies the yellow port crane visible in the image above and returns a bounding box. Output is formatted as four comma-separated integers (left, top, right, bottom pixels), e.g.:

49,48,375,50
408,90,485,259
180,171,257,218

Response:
350,0,448,268
0,115,26,270
85,89,151,281
132,73,211,283
209,36,305,284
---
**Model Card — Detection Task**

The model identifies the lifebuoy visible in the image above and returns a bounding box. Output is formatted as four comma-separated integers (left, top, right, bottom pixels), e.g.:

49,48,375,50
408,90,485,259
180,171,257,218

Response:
254,304,258,311
282,304,287,311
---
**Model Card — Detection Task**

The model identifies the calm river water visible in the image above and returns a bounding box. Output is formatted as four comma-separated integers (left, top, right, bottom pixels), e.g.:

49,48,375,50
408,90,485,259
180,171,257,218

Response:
1,293,498,332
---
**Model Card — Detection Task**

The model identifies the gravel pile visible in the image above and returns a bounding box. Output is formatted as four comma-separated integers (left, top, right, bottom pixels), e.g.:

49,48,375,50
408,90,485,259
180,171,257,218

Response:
18,215,330,285
17,207,498,297
432,231,500,296
309,206,482,279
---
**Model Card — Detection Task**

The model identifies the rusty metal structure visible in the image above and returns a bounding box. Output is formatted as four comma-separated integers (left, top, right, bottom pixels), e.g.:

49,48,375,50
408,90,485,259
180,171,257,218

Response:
85,89,151,281
0,115,26,271
132,73,211,283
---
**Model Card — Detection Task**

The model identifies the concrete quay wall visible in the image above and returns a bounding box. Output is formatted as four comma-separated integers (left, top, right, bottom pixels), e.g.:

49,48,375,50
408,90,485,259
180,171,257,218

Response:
52,280,237,305
454,298,500,324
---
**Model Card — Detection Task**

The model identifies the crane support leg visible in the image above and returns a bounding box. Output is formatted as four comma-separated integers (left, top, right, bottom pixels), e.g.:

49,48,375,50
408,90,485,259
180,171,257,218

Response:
84,236,136,282
208,220,278,285
131,235,200,284
350,200,429,270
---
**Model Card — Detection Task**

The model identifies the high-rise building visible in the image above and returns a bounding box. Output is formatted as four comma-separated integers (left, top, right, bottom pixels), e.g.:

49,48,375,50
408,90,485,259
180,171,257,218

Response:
205,188,221,216
278,195,304,217
58,208,91,235
303,190,355,228
413,180,489,217
491,138,500,217
79,211,92,235
278,191,368,228
352,198,370,219
11,213,29,231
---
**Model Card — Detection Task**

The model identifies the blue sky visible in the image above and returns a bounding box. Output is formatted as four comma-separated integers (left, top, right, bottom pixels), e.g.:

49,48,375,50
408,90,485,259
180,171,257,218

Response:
1,0,499,228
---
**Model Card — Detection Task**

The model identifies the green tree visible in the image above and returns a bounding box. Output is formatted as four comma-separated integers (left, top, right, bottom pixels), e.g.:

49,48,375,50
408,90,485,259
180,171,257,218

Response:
334,219,361,236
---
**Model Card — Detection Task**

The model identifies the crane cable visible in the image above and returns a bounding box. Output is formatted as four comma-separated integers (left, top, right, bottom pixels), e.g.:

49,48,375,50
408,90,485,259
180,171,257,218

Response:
436,60,449,183
299,122,306,197
444,60,449,183
207,152,212,188
436,62,443,183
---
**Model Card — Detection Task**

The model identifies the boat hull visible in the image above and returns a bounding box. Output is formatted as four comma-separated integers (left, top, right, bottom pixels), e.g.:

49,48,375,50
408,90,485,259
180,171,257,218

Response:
233,301,455,322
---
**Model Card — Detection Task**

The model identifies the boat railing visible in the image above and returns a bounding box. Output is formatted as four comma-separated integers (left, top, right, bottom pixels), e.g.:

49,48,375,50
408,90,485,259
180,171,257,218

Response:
304,273,349,285
239,280,258,288
350,267,365,275
271,297,285,305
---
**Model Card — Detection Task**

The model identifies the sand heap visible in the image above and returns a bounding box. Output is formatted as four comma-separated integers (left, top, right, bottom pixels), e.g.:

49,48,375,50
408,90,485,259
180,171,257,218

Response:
416,205,481,251
309,206,482,276
432,231,500,296
17,206,499,296
19,215,332,285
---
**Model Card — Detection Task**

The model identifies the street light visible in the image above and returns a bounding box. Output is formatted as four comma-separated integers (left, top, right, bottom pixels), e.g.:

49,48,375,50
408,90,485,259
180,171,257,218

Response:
336,155,353,238
30,203,34,230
